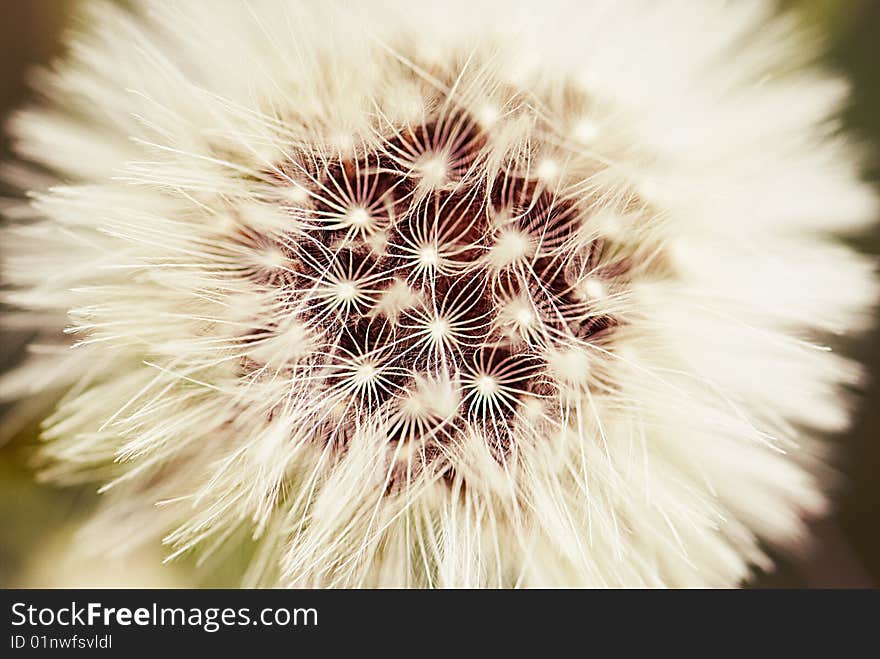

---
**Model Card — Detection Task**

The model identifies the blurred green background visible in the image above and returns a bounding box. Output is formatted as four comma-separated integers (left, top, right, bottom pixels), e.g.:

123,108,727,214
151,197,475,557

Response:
0,0,878,588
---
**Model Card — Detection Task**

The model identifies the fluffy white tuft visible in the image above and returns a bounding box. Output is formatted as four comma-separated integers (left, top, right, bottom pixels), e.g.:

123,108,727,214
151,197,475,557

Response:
1,0,877,587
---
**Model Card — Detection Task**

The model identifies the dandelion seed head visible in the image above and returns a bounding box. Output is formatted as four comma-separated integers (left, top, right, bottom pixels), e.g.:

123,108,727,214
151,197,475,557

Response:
1,0,877,588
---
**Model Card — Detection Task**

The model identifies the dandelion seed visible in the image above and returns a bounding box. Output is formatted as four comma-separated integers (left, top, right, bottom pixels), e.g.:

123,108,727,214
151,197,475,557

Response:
573,118,599,144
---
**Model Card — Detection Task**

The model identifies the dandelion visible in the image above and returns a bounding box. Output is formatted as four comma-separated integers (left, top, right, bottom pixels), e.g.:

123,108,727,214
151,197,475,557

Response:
1,0,877,587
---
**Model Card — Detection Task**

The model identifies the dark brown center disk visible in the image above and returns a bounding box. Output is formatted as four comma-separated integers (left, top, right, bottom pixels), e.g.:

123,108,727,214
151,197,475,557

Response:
239,110,620,474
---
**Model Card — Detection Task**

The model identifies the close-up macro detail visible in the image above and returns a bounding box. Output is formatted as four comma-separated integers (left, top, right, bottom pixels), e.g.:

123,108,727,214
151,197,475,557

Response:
1,0,879,591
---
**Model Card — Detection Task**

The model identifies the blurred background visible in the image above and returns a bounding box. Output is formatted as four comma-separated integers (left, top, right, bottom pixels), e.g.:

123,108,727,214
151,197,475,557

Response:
0,0,877,588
